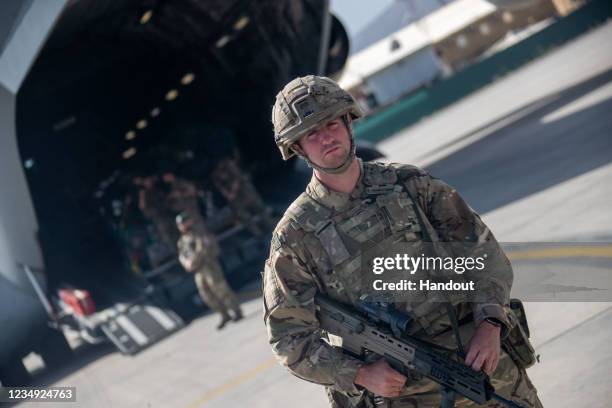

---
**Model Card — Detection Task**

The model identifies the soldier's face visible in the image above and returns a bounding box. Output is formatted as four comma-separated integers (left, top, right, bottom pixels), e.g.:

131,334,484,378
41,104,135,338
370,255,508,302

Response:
177,221,191,233
143,178,154,189
297,117,350,168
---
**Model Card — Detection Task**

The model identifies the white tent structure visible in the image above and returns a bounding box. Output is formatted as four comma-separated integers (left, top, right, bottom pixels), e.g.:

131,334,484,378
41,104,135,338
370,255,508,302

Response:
339,0,497,106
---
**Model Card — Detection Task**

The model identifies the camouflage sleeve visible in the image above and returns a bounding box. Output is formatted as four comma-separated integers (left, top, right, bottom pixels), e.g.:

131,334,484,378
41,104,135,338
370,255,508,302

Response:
193,235,208,265
179,236,206,272
263,225,364,394
201,232,220,259
402,168,512,334
178,241,192,272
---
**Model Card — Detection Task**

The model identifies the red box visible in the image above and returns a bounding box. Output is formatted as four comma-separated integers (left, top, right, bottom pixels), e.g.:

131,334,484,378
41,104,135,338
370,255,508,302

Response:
59,288,96,316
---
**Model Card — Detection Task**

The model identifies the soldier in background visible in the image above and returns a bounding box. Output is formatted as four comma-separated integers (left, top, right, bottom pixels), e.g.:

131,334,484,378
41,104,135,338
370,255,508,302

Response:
134,175,179,262
176,212,243,330
163,172,207,230
163,171,222,263
118,191,151,274
211,157,273,236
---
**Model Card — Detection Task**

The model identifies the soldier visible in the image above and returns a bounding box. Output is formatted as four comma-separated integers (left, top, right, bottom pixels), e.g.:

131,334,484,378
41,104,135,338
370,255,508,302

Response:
163,172,207,229
263,76,541,407
118,191,151,273
211,157,274,236
176,212,243,330
135,175,180,258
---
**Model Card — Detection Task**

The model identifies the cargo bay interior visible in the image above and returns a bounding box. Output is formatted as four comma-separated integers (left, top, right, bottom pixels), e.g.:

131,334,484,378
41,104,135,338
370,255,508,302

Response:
15,0,349,311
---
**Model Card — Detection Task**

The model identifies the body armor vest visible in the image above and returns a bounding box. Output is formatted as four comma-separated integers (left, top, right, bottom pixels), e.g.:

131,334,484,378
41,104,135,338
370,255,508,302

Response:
285,165,469,336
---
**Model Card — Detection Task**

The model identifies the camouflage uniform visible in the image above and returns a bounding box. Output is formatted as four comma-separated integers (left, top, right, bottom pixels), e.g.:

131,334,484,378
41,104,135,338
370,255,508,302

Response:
263,160,542,408
178,229,242,321
166,177,207,231
212,158,273,236
139,185,179,254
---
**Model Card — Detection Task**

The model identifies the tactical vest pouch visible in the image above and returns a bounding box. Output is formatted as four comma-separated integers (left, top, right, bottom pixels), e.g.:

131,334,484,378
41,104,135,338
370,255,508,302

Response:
336,206,384,243
315,221,351,266
502,298,537,369
376,192,421,234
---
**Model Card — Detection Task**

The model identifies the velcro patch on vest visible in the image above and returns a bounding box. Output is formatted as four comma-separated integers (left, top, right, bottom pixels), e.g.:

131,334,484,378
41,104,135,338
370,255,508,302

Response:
365,184,397,196
337,207,385,244
337,206,377,231
364,163,398,185
376,193,421,233
315,222,351,266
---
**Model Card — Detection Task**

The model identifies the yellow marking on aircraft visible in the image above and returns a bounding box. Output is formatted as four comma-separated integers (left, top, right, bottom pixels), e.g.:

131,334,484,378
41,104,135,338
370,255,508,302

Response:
188,357,277,407
507,245,612,260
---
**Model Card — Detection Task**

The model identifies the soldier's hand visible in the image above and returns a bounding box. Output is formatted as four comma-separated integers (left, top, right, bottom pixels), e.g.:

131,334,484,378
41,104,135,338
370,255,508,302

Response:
353,358,407,397
182,260,194,272
464,321,501,375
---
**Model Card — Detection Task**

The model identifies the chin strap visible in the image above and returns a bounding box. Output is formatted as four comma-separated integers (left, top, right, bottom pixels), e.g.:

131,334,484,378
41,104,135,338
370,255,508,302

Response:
294,115,356,175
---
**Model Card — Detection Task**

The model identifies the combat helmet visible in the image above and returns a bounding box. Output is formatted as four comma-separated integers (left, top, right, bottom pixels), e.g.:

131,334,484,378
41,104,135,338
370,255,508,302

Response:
175,211,191,226
272,75,363,173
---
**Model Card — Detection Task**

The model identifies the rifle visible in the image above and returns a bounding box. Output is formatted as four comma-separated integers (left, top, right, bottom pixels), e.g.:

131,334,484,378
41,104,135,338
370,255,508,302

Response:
315,294,525,408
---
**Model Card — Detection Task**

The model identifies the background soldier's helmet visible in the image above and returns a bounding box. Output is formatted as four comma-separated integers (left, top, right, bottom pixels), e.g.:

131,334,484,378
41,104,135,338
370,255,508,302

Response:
272,75,363,161
175,211,191,226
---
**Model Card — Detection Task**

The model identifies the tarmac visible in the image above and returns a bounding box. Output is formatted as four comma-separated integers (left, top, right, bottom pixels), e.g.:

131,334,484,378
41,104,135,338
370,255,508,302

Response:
19,21,612,408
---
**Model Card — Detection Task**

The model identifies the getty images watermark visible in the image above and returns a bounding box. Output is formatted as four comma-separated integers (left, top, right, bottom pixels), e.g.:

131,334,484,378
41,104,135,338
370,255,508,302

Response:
357,242,612,302
371,253,486,292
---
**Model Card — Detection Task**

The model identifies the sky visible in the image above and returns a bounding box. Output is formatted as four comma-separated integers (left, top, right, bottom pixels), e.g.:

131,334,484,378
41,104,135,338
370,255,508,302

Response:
330,0,394,39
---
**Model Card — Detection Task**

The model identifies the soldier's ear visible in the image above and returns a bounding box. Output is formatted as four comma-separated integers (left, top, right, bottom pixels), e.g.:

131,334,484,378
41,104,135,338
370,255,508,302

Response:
291,142,305,157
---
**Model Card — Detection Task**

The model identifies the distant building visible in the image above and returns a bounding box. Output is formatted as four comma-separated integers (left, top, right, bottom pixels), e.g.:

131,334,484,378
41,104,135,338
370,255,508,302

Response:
340,0,561,110
435,0,557,71
350,0,454,54
340,23,444,110
550,0,587,15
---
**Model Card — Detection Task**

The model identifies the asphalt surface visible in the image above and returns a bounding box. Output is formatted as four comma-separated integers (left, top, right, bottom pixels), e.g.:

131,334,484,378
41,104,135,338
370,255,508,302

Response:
425,68,612,215
17,21,612,408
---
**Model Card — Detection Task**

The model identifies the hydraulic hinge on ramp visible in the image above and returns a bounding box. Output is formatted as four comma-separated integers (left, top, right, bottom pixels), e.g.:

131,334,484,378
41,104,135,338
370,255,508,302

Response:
100,303,184,355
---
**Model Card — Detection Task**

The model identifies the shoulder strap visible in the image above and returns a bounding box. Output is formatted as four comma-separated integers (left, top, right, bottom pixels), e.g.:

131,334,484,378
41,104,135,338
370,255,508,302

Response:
388,165,465,351
386,165,435,243
400,184,433,243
